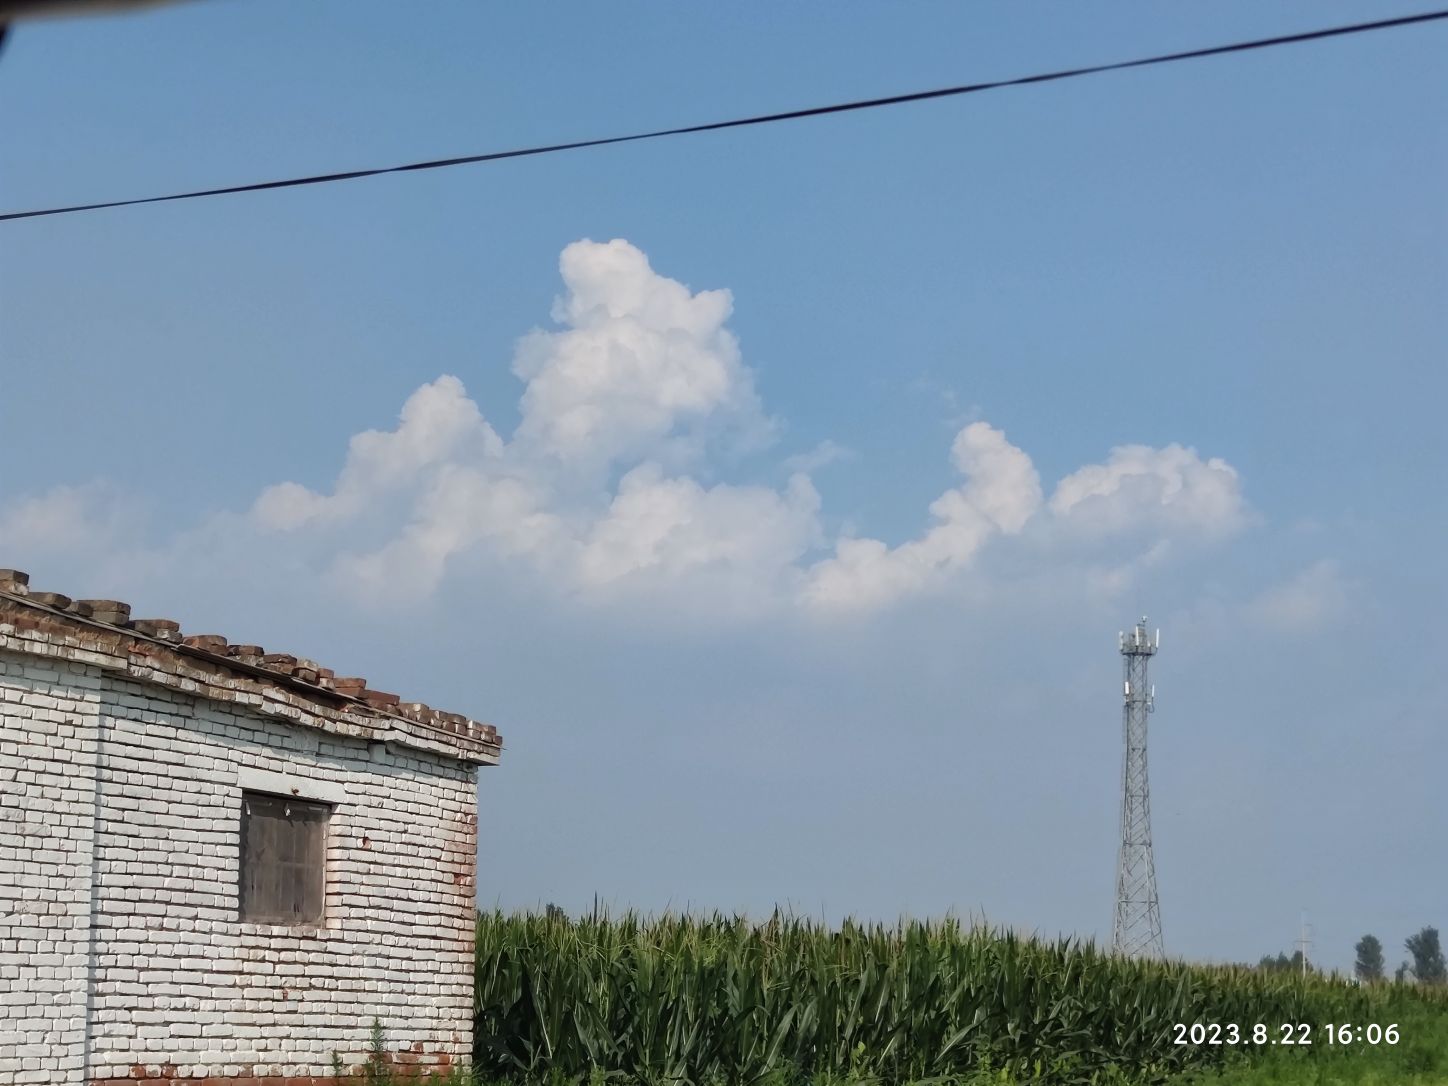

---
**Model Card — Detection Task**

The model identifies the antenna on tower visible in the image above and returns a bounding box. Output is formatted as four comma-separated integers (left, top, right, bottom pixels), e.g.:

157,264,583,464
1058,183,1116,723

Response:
1113,615,1165,959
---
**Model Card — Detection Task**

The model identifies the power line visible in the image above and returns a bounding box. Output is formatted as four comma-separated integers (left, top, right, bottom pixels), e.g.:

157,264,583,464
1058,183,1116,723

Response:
3,8,1446,224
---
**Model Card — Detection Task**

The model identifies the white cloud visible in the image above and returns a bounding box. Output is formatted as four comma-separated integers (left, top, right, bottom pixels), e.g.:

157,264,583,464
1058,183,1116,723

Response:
251,375,503,531
948,422,1044,534
1049,443,1246,541
242,241,1249,612
511,238,772,472
330,464,565,597
578,466,820,589
3,239,1250,620
804,423,1042,610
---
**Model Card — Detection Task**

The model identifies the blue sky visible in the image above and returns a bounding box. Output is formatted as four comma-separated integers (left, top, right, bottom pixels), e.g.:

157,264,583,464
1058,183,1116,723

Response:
1,1,1444,973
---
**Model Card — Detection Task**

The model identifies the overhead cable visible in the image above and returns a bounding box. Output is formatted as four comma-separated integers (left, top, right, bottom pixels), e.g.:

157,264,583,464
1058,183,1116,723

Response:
3,9,1445,223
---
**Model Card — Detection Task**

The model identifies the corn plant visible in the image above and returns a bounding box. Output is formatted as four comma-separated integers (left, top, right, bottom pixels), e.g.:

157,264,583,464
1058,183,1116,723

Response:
473,910,1448,1086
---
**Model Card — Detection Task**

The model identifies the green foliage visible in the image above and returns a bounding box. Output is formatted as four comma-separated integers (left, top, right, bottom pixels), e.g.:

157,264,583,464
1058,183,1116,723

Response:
1177,1001,1448,1085
1353,935,1384,983
1255,952,1313,977
470,910,1448,1086
1256,954,1291,974
364,1017,391,1085
1404,926,1445,985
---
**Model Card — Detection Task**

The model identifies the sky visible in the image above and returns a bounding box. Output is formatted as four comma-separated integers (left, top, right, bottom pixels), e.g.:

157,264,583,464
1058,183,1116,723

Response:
1,1,1445,975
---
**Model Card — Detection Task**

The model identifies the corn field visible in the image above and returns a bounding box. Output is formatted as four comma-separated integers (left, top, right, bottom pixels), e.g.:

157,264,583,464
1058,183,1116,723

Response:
471,911,1444,1085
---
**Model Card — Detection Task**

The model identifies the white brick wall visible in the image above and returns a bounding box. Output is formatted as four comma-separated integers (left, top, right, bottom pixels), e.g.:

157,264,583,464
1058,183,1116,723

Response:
0,647,481,1083
0,653,101,1086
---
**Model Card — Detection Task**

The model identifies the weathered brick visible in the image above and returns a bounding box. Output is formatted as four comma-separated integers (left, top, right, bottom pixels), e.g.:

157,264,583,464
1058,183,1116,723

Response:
0,589,497,1085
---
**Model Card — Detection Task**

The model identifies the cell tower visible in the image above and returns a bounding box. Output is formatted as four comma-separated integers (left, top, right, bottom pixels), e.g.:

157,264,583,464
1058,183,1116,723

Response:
1112,617,1165,959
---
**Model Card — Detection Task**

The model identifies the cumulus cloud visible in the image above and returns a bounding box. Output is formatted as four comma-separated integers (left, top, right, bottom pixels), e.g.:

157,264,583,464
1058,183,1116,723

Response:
1049,443,1246,541
804,423,1042,610
511,238,772,471
578,466,820,589
330,463,565,597
233,239,1250,612
2,239,1249,619
251,375,503,531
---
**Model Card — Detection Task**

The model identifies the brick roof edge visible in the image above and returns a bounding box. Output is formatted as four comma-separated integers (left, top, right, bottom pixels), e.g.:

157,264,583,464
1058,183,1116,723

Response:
0,573,502,767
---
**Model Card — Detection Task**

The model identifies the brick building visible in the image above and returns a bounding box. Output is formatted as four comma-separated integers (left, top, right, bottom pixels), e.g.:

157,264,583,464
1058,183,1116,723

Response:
0,569,502,1085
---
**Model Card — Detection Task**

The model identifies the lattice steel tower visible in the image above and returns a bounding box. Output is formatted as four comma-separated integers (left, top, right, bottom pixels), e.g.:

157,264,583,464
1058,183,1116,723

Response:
1112,617,1164,959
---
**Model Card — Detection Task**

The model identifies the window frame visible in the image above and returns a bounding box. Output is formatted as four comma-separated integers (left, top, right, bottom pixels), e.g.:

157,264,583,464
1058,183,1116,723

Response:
237,789,332,928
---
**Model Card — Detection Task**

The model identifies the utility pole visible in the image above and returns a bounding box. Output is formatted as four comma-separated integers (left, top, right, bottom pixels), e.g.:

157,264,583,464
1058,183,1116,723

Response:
1113,617,1165,959
1297,912,1313,978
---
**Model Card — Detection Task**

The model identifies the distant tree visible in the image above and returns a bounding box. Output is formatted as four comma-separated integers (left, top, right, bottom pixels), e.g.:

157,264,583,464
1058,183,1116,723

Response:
1258,951,1304,974
1354,934,1385,982
1405,926,1446,985
1257,949,1321,976
1395,961,1410,984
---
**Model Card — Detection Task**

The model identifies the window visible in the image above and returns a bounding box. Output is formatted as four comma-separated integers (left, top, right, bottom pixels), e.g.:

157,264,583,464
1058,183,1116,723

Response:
238,791,330,925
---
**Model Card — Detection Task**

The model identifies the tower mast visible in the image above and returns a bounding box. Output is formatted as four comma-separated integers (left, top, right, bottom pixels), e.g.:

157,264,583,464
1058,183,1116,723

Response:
1113,617,1165,959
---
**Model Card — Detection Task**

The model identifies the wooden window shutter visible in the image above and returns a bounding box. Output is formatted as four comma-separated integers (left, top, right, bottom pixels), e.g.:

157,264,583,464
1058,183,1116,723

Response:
239,791,330,925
